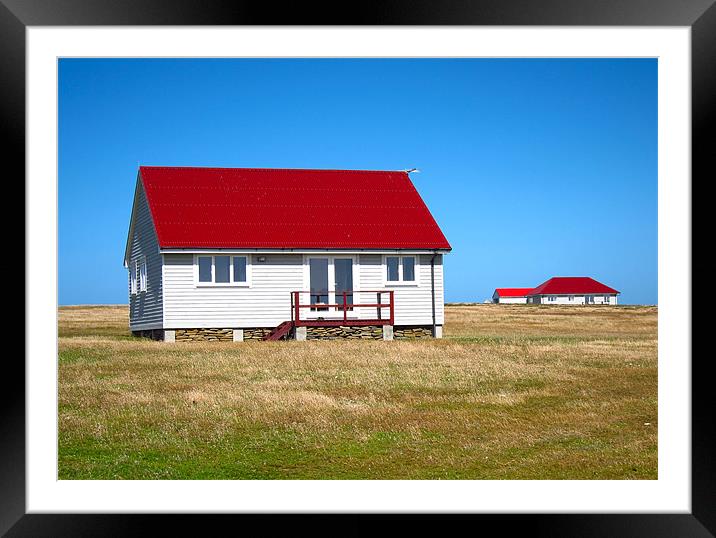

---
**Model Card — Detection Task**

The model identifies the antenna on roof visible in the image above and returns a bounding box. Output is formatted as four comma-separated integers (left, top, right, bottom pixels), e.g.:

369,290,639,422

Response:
404,168,420,174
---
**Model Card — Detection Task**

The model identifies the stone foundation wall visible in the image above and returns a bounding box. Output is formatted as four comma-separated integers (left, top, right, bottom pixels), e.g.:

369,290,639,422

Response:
142,325,436,342
243,328,273,340
394,326,433,339
307,325,383,340
165,328,274,342
175,328,233,342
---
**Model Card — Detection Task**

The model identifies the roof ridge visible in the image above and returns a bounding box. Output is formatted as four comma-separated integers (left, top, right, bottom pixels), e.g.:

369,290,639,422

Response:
139,165,410,174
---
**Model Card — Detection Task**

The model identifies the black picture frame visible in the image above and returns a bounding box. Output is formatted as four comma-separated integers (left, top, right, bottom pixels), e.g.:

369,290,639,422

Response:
5,0,711,535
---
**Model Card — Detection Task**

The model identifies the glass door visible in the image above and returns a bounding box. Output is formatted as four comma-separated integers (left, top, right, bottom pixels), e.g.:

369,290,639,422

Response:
334,258,354,312
309,258,329,311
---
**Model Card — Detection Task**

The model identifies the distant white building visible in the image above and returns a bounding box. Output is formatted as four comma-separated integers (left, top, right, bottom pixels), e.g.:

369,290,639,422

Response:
492,288,533,304
526,277,619,305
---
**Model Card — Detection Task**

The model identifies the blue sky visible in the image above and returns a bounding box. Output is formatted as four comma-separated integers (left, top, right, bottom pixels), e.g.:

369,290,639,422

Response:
59,58,657,305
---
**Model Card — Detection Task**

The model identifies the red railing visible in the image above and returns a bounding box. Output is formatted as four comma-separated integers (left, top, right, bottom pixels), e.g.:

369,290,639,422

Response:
291,290,394,327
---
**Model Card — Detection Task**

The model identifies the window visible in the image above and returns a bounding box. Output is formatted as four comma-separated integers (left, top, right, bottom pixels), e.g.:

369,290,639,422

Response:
386,257,400,282
196,255,251,286
129,264,137,295
385,255,417,284
215,256,230,283
233,256,247,283
198,256,213,282
402,256,415,282
139,257,147,292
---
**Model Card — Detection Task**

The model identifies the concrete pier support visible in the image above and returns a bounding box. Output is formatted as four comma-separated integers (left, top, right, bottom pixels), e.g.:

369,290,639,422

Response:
233,329,244,342
164,330,175,343
434,325,443,339
383,325,394,341
296,326,307,341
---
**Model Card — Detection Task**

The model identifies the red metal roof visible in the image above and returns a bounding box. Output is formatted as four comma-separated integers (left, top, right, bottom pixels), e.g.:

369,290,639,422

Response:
139,166,451,250
527,277,619,296
494,287,533,297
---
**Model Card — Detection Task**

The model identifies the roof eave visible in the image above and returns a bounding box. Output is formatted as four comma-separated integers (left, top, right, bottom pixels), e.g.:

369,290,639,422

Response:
122,171,141,267
527,291,620,296
159,246,452,254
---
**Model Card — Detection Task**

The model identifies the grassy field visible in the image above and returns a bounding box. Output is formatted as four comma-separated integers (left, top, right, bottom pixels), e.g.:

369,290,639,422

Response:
58,304,657,480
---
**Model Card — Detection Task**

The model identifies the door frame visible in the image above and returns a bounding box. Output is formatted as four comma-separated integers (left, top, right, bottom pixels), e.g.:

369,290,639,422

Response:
302,254,358,319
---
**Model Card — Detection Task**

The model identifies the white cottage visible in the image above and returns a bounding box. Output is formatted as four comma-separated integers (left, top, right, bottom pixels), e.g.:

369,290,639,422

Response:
124,166,451,341
492,288,533,304
525,277,619,305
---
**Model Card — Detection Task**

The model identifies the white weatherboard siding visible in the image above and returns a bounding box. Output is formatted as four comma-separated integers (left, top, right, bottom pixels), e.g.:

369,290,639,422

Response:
496,297,527,304
356,254,444,326
127,181,163,330
162,252,445,328
163,253,303,328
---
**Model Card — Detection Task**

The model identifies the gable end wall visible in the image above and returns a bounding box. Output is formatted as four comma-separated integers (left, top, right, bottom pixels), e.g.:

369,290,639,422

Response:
128,180,163,330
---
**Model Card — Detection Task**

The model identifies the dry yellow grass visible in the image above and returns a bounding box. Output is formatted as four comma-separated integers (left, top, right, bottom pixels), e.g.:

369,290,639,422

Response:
445,303,657,338
58,304,657,480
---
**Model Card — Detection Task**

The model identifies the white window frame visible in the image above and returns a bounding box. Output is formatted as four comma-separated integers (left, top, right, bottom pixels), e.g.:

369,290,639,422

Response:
385,255,401,283
194,254,252,287
401,255,417,283
139,256,147,292
232,255,250,284
129,262,137,295
382,254,419,286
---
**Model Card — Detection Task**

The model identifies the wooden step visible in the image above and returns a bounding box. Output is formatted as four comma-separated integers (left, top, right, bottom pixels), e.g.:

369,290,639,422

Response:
263,321,293,341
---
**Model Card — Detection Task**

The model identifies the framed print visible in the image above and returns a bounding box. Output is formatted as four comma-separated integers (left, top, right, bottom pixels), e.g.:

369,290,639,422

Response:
5,0,712,535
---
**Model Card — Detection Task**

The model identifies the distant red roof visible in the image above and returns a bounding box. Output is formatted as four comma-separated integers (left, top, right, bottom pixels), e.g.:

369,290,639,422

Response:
138,166,451,250
527,277,619,296
494,288,533,297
